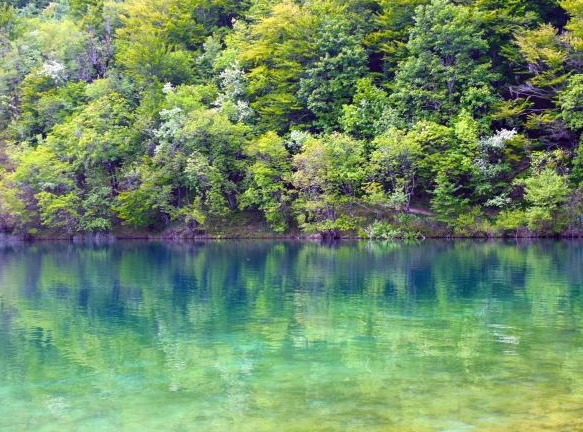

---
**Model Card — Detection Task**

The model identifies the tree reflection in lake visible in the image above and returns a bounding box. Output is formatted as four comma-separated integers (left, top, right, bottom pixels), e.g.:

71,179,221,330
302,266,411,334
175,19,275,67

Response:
0,240,582,431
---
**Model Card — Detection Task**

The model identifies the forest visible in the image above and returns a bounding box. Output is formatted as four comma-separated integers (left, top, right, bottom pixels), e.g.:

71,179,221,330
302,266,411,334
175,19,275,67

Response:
1,0,583,238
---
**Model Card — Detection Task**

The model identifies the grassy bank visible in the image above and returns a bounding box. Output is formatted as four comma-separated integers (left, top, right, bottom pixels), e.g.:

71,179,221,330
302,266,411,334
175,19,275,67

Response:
4,209,583,242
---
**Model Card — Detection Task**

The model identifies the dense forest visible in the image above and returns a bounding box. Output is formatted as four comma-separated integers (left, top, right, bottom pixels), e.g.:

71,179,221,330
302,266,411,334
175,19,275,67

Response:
1,0,583,238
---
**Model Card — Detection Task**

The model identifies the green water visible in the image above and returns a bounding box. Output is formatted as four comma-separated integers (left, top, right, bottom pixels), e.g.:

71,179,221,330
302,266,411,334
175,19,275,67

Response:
1,240,583,431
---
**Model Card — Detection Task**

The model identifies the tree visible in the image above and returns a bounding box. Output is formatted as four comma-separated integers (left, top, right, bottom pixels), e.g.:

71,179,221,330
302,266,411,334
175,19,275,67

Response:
519,166,570,232
35,191,82,233
115,0,245,85
368,127,422,211
511,7,580,148
1,0,583,238
45,92,136,174
16,79,87,143
430,171,470,222
292,133,366,237
513,24,568,116
235,1,319,132
366,0,428,79
339,77,390,139
144,82,251,222
559,74,583,130
114,160,175,228
473,0,566,89
298,18,367,131
2,145,79,233
473,129,523,209
562,0,583,50
240,132,291,232
115,0,194,85
390,0,497,125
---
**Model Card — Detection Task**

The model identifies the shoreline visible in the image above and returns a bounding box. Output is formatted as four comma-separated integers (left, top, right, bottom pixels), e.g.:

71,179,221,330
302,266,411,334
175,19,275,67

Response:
2,231,583,243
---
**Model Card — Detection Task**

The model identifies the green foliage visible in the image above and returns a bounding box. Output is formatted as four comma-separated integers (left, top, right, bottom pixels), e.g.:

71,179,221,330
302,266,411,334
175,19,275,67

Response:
340,78,389,139
292,133,366,236
235,1,319,132
1,145,78,233
473,129,519,207
79,185,114,232
366,0,428,79
36,191,82,233
298,18,367,131
368,127,422,211
364,220,402,240
46,92,136,168
450,207,485,237
115,0,194,85
495,209,528,233
114,163,174,228
1,0,583,238
562,0,583,50
559,74,583,130
10,145,75,192
570,139,583,186
114,0,242,85
18,80,87,142
431,172,470,223
363,219,423,240
390,0,498,124
515,166,570,233
240,132,291,232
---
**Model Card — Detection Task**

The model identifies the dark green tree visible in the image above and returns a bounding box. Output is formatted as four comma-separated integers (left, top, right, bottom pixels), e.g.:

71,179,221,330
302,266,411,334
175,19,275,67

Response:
390,0,498,125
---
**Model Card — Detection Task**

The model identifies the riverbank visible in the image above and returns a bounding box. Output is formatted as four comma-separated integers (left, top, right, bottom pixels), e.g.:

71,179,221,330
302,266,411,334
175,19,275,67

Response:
3,215,583,242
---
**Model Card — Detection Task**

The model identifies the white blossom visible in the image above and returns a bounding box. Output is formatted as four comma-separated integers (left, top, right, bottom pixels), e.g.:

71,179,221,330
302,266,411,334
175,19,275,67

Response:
219,62,247,100
478,129,517,151
485,195,512,208
286,130,311,153
154,107,184,155
475,129,518,175
213,62,254,122
39,60,66,83
162,82,175,94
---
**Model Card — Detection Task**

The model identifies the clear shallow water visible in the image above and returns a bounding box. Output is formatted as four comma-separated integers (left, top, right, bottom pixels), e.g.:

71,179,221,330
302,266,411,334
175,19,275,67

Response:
1,240,583,432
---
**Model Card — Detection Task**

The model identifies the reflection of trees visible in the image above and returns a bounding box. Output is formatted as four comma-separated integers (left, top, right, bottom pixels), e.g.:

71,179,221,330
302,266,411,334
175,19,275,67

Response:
0,240,582,430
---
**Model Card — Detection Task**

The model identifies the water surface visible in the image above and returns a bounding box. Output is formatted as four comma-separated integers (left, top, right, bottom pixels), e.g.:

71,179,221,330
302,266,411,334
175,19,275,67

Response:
1,240,582,431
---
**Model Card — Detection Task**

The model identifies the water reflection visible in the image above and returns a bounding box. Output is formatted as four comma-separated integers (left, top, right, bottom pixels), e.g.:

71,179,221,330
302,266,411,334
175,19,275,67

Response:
0,240,582,431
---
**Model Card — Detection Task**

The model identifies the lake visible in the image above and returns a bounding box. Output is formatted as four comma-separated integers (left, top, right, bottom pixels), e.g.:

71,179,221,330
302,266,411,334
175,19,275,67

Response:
0,240,582,431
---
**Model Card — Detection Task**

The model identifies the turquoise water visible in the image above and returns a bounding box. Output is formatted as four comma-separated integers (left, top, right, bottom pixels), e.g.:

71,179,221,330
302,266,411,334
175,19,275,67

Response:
1,240,583,431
